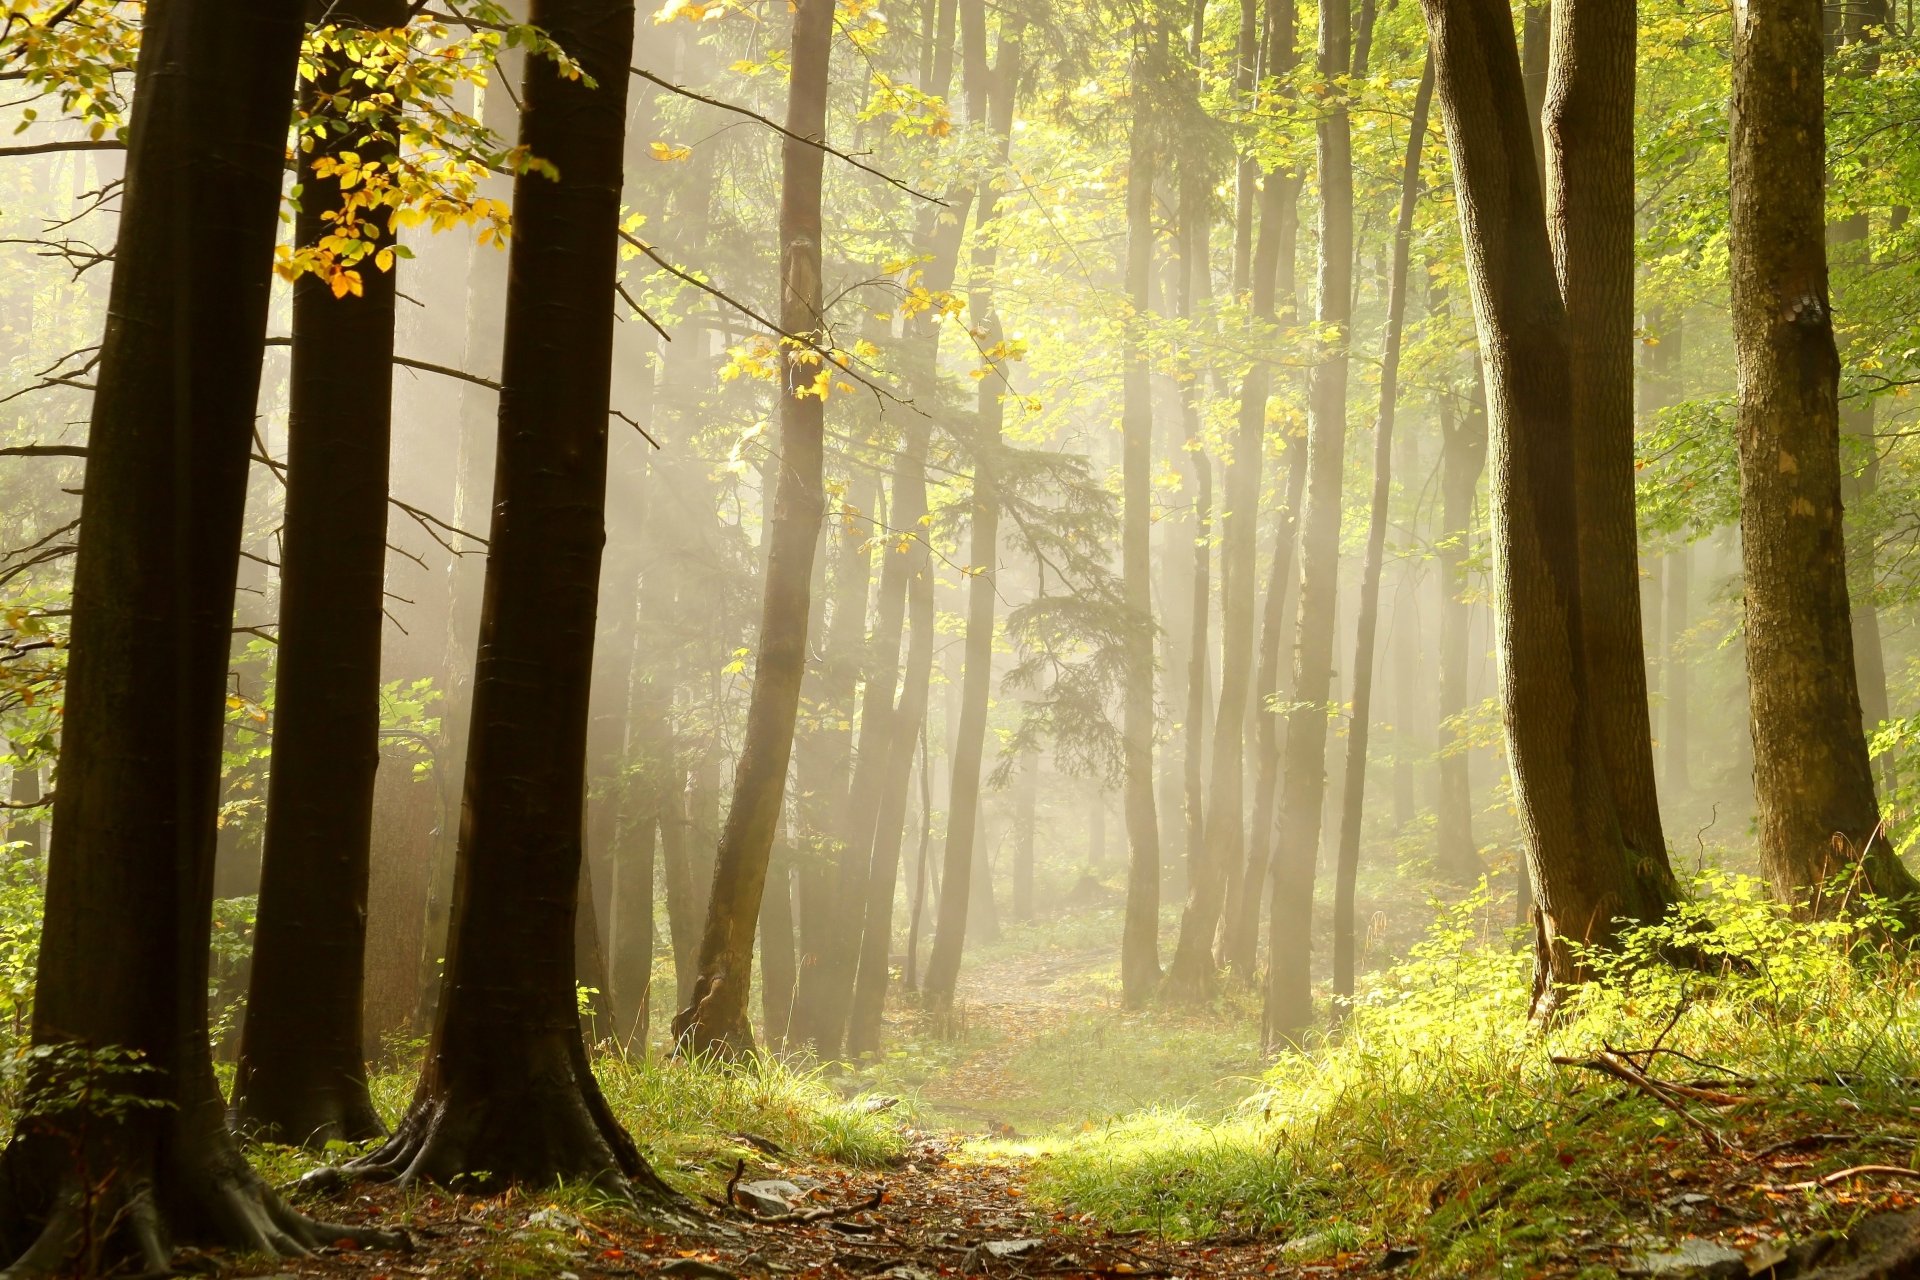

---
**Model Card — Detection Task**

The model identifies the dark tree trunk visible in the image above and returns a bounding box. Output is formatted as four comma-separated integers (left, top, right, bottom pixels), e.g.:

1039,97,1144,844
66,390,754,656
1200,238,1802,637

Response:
1434,364,1487,884
1545,0,1670,871
924,7,1024,1009
0,2,399,1270
1331,55,1432,1010
232,0,409,1148
1266,0,1351,1048
349,0,672,1195
1417,0,1680,1020
1728,0,1920,914
672,0,834,1054
1118,28,1165,1008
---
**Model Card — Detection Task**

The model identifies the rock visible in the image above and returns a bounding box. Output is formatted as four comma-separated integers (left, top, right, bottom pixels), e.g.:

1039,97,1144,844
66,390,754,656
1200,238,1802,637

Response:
735,1179,806,1216
657,1260,738,1280
1377,1244,1420,1271
1282,1231,1339,1261
984,1238,1043,1258
1636,1238,1746,1277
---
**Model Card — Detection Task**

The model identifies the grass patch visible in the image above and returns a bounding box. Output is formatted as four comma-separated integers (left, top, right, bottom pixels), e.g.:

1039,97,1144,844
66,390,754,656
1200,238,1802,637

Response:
1015,874,1920,1274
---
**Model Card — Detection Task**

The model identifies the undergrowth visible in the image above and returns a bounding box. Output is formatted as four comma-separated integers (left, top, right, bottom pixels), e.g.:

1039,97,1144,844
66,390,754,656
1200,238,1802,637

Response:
1012,873,1920,1275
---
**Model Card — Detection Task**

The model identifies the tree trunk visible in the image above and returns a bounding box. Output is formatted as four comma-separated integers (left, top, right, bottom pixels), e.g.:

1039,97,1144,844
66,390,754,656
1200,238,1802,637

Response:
672,0,834,1055
363,744,437,1062
0,2,401,1269
1331,54,1432,1010
1418,0,1680,1020
1265,0,1352,1048
1545,0,1670,871
1434,364,1487,884
350,0,672,1195
1014,753,1037,920
758,839,797,1051
1118,28,1165,1009
1728,0,1920,914
231,0,409,1148
923,6,1025,1010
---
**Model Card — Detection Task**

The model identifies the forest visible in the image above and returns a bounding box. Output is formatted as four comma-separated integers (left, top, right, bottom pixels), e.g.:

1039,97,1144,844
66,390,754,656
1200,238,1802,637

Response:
1,0,1919,1274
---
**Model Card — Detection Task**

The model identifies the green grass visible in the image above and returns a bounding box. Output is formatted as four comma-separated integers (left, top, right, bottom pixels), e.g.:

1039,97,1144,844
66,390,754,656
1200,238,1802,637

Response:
1004,873,1920,1274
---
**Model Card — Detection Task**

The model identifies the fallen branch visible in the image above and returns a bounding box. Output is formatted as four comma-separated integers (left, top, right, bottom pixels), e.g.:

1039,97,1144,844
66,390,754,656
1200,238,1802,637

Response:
1551,1050,1740,1151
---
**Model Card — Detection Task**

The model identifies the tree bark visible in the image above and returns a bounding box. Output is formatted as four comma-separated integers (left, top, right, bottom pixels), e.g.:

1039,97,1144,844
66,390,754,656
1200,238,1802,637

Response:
923,6,1025,1010
1545,0,1670,871
0,1,402,1270
1265,0,1352,1048
672,0,834,1054
1417,0,1680,1020
1331,54,1432,1010
1118,27,1165,1009
1728,0,1920,914
349,0,673,1195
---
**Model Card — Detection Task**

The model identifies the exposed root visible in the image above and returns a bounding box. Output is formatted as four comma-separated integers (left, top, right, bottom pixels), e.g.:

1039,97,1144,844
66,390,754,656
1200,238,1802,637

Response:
0,1126,406,1278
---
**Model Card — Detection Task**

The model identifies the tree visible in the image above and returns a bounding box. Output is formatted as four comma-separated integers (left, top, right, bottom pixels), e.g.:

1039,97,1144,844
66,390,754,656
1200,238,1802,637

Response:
1267,0,1354,1047
1164,0,1293,1000
1433,351,1487,885
1331,53,1433,1010
1118,22,1165,1008
1545,0,1669,870
0,0,404,1269
1417,0,1680,1019
1727,0,1920,915
231,0,409,1149
347,0,677,1191
922,1,1025,1010
672,0,835,1054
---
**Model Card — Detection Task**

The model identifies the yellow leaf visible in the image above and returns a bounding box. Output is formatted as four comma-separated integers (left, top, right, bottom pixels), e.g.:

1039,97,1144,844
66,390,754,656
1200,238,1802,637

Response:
649,140,692,162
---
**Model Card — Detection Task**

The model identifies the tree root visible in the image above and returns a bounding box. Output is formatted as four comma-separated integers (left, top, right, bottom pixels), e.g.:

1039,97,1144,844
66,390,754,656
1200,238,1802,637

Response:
0,1127,407,1279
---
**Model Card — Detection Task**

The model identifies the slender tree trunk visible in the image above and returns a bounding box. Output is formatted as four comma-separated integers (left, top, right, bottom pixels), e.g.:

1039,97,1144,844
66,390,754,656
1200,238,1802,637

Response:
924,7,1025,1009
0,2,400,1269
846,436,937,1055
1728,0,1920,914
1265,0,1352,1048
1118,28,1165,1008
234,0,407,1148
1545,0,1670,870
1664,539,1691,796
1418,0,1680,1020
1014,753,1037,920
351,0,672,1195
672,0,834,1054
1331,55,1432,1010
758,838,797,1050
788,475,878,1053
1434,366,1487,884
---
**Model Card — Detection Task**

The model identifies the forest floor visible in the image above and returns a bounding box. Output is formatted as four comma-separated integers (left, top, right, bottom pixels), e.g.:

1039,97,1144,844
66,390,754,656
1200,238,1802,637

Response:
232,912,1920,1280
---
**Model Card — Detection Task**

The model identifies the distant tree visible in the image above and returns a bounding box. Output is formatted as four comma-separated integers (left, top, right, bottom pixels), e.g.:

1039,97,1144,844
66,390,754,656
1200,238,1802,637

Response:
1267,0,1354,1047
923,0,1025,1010
231,0,409,1149
1727,0,1920,915
1331,53,1433,1010
348,0,677,1191
1418,0,1680,1018
1117,22,1165,1008
672,0,835,1055
1432,348,1487,886
0,0,402,1269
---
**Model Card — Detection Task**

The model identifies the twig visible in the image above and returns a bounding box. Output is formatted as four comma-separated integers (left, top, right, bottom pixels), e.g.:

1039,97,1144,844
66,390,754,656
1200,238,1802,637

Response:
1781,1164,1920,1191
1550,1051,1740,1151
741,1186,884,1226
0,443,86,458
723,1158,745,1211
0,138,123,159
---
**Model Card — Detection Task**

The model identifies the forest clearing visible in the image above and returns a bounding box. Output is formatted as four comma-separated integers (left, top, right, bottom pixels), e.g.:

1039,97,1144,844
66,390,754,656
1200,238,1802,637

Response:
3,0,1920,1274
